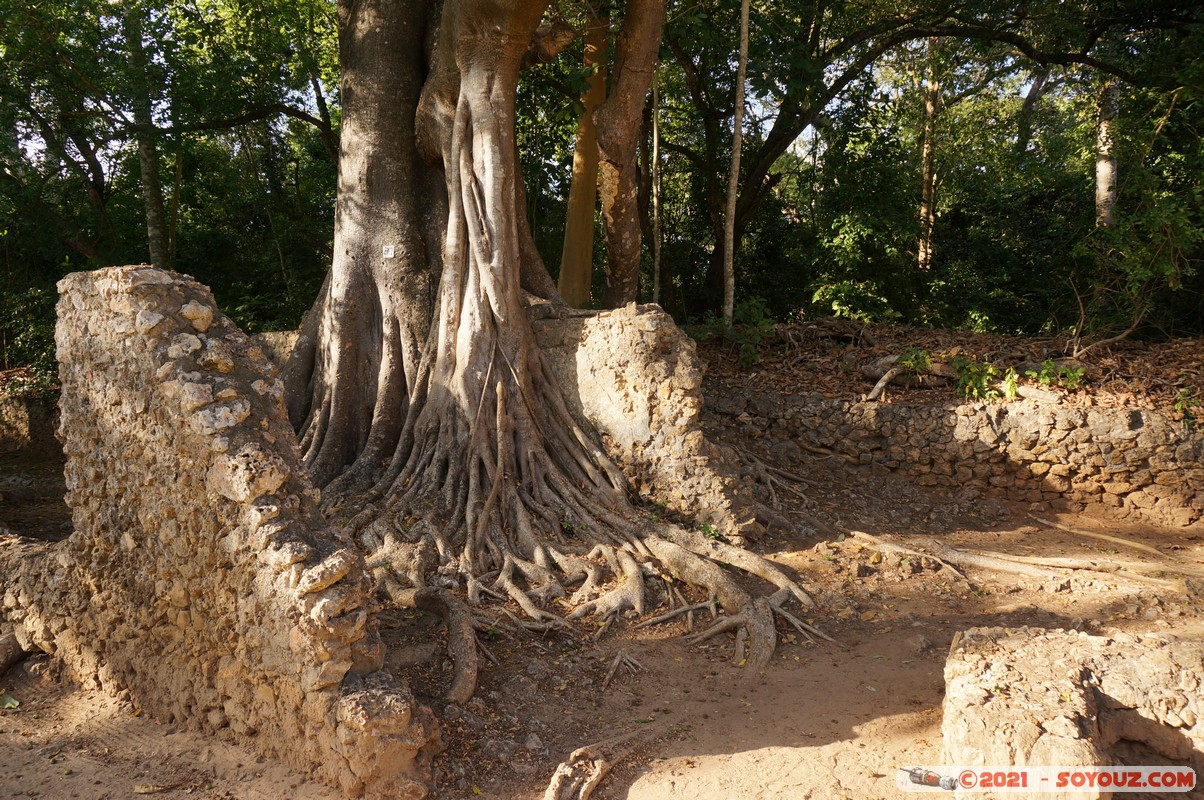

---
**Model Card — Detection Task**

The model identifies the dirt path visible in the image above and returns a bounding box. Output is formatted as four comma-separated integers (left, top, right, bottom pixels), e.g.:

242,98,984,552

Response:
2,388,1202,799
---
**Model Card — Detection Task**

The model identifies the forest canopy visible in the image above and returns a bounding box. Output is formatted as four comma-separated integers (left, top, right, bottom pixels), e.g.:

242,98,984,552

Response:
2,0,1202,377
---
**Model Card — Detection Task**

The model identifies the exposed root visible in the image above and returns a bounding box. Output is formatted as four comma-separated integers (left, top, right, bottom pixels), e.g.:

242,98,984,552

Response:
392,587,479,705
543,727,660,800
665,527,814,609
768,588,839,645
569,547,644,622
636,600,714,629
689,596,776,670
1028,515,1171,560
600,649,644,690
848,530,968,582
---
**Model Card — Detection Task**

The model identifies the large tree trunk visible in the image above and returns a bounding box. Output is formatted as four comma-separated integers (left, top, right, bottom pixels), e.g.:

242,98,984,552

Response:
557,13,609,308
289,0,439,490
597,0,665,309
289,0,811,694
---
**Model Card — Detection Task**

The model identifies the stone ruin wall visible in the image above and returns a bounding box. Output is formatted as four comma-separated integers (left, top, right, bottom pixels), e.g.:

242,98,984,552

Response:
0,394,56,454
711,392,1204,529
944,626,1203,799
0,266,439,799
533,304,759,540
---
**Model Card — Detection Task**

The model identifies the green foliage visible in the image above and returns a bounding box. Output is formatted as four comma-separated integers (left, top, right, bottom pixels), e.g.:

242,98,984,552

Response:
1173,388,1202,430
0,286,57,378
810,279,900,323
1025,359,1085,390
689,297,777,366
1001,368,1020,402
950,355,1001,401
897,347,931,374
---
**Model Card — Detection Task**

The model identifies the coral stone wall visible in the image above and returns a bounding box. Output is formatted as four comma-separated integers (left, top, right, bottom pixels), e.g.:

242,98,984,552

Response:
0,266,438,799
0,394,56,453
944,626,1203,797
709,392,1204,528
534,304,759,539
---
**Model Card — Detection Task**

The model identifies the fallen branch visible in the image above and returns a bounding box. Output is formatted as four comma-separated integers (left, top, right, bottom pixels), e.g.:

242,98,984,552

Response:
864,366,902,401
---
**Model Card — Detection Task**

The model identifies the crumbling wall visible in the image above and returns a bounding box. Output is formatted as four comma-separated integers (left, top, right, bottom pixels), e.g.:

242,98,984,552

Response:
711,392,1204,528
0,394,57,453
0,266,439,799
534,304,759,540
943,626,1203,798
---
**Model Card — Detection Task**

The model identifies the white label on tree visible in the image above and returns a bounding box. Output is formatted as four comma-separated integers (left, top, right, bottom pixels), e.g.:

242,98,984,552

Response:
382,245,396,258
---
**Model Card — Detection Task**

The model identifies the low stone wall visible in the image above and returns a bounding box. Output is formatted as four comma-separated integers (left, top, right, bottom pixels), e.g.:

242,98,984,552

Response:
0,267,439,798
944,626,1203,798
711,392,1204,528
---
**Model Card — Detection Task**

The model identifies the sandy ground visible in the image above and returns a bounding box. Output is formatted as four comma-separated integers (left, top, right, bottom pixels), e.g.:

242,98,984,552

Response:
2,389,1202,799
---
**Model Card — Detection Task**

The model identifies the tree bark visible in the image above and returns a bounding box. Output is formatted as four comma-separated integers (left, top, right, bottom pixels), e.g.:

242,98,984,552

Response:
286,0,806,681
558,12,609,308
721,0,751,325
291,0,439,490
596,0,666,309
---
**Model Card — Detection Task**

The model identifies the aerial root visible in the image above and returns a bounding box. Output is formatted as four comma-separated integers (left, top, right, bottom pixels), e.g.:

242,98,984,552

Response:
392,587,479,705
600,649,644,691
543,726,661,800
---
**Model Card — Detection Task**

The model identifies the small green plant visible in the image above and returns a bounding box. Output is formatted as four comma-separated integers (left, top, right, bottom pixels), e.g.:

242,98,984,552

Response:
1001,368,1019,401
699,522,721,540
560,518,586,533
1026,359,1085,391
897,347,931,374
950,355,1000,401
688,297,778,366
1174,388,1202,429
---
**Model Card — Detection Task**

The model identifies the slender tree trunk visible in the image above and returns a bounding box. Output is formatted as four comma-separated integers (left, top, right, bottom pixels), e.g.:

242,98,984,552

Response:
122,8,171,269
1015,67,1050,155
558,12,609,307
597,0,666,308
1095,76,1119,228
916,37,940,273
651,78,661,304
722,0,750,325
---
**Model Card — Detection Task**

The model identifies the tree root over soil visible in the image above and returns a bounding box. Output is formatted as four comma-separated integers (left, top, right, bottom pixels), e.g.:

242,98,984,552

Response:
543,725,665,800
